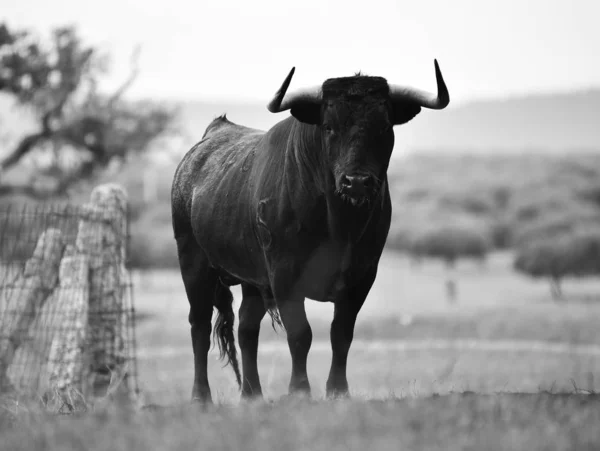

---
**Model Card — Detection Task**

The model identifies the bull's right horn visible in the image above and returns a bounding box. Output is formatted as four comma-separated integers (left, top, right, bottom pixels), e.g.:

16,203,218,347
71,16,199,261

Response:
267,67,322,113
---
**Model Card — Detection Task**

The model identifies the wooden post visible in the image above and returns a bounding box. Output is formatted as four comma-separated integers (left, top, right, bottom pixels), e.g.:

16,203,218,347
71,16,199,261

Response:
0,229,63,392
45,250,90,393
75,184,130,397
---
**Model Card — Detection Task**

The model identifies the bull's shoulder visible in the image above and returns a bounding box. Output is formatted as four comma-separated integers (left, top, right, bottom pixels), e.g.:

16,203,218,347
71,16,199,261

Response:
171,115,265,218
175,116,263,178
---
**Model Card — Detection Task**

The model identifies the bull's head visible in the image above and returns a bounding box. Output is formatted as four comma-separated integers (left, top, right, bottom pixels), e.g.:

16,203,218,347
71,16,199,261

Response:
267,60,449,207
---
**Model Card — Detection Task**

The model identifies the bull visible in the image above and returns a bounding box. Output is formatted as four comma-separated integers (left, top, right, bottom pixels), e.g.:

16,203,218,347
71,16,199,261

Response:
171,60,449,403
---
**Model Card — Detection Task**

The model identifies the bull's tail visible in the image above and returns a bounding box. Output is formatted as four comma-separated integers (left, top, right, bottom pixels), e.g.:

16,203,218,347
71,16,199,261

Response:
212,281,242,389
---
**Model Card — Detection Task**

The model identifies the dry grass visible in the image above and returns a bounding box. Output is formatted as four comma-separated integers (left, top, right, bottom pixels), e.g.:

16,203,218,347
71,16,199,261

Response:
3,250,600,449
2,392,600,451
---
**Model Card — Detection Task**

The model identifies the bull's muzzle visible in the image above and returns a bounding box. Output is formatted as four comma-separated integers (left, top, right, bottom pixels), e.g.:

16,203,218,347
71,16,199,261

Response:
338,174,376,207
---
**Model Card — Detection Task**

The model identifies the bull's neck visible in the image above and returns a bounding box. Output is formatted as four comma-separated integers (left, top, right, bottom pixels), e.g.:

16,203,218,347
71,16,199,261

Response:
284,119,329,197
278,118,376,242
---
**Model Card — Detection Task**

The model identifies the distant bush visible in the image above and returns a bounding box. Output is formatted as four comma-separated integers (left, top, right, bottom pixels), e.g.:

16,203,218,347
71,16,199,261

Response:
409,223,491,263
385,225,415,253
488,218,513,249
514,227,600,300
436,191,497,217
512,205,600,247
573,181,600,207
407,219,492,303
120,151,600,271
507,191,580,224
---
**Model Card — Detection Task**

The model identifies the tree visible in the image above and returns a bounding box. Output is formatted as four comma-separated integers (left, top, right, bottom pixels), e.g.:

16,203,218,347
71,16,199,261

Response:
514,227,600,301
408,221,491,303
511,204,600,248
0,22,177,199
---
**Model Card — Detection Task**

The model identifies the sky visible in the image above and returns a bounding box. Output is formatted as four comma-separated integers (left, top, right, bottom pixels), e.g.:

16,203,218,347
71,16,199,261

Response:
2,0,600,105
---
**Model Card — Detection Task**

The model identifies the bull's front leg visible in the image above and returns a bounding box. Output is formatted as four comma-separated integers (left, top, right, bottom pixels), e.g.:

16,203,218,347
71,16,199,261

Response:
326,266,377,398
277,298,313,396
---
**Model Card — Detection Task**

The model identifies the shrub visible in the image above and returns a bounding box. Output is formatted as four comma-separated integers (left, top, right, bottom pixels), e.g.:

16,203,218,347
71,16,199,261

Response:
514,227,600,300
409,221,491,264
407,219,491,303
511,204,600,247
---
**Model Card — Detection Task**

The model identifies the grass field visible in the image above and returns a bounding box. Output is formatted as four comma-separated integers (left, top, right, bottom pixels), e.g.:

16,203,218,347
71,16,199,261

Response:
3,249,600,450
131,250,600,404
2,393,600,451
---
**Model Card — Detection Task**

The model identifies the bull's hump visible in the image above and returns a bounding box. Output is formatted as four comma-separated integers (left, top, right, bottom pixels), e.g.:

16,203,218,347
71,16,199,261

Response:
204,115,265,139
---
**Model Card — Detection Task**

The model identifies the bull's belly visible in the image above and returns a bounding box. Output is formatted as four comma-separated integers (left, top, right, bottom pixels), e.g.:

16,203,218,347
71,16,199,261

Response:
202,234,351,302
199,241,270,287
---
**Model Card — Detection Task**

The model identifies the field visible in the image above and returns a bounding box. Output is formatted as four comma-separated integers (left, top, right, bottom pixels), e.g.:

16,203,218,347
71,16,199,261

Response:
3,151,600,449
132,250,600,404
3,249,600,449
2,394,600,450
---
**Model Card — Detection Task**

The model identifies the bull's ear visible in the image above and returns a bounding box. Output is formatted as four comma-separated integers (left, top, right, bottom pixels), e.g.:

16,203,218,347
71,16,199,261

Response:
392,102,422,125
290,104,322,125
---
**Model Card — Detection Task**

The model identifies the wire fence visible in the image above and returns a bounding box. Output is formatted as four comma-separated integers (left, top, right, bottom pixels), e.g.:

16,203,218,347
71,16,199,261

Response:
0,184,138,410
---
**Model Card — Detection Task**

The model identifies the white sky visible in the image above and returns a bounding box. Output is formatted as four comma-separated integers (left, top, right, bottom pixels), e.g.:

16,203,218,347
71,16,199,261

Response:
2,0,599,105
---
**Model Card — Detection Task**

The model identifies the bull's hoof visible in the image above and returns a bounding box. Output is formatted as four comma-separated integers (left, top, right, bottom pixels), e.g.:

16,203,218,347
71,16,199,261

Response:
326,382,351,400
326,389,351,400
283,380,312,402
240,390,265,402
191,390,213,405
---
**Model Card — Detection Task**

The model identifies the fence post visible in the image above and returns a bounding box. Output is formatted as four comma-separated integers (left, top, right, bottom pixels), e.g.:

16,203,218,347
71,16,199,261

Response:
75,184,130,398
0,229,63,392
44,248,90,400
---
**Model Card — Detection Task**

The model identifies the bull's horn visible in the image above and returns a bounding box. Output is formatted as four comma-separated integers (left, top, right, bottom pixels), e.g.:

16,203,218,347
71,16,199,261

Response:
267,67,322,113
388,59,450,110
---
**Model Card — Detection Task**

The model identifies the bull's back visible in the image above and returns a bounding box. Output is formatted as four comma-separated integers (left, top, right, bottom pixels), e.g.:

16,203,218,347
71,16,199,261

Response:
171,116,267,281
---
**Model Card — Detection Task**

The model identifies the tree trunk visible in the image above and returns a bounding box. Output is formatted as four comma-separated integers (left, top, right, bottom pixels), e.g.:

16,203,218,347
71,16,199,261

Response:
477,255,487,272
549,277,563,301
445,259,457,304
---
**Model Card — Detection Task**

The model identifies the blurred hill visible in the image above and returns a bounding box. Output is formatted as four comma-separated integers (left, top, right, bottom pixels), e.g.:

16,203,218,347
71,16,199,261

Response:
176,89,600,154
2,89,600,158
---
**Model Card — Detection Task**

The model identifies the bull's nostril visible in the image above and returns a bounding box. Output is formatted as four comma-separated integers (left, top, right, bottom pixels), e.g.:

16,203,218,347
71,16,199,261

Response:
341,175,373,194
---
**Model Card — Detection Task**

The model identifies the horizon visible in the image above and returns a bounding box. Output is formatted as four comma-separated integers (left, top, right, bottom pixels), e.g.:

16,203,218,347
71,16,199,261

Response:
166,84,600,107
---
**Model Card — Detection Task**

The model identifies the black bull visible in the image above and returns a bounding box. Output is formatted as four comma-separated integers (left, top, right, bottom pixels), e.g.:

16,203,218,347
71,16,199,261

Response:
171,61,450,403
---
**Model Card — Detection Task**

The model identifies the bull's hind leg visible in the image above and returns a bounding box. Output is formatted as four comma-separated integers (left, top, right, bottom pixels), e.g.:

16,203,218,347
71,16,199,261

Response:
176,234,217,404
238,284,266,399
326,266,377,398
277,299,312,396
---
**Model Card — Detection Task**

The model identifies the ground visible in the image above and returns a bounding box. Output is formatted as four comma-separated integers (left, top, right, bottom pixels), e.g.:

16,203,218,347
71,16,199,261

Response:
132,250,600,404
2,250,600,450
2,394,600,451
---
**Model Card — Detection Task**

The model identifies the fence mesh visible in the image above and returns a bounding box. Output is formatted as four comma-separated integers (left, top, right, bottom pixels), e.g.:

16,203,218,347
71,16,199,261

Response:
0,184,138,407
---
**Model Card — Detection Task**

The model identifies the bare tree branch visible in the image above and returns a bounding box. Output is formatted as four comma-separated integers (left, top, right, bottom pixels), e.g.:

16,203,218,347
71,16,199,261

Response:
0,24,174,200
0,132,48,172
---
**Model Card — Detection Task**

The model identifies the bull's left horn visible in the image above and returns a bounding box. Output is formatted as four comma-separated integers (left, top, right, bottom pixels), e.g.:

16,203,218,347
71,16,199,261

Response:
267,67,322,113
388,59,450,110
